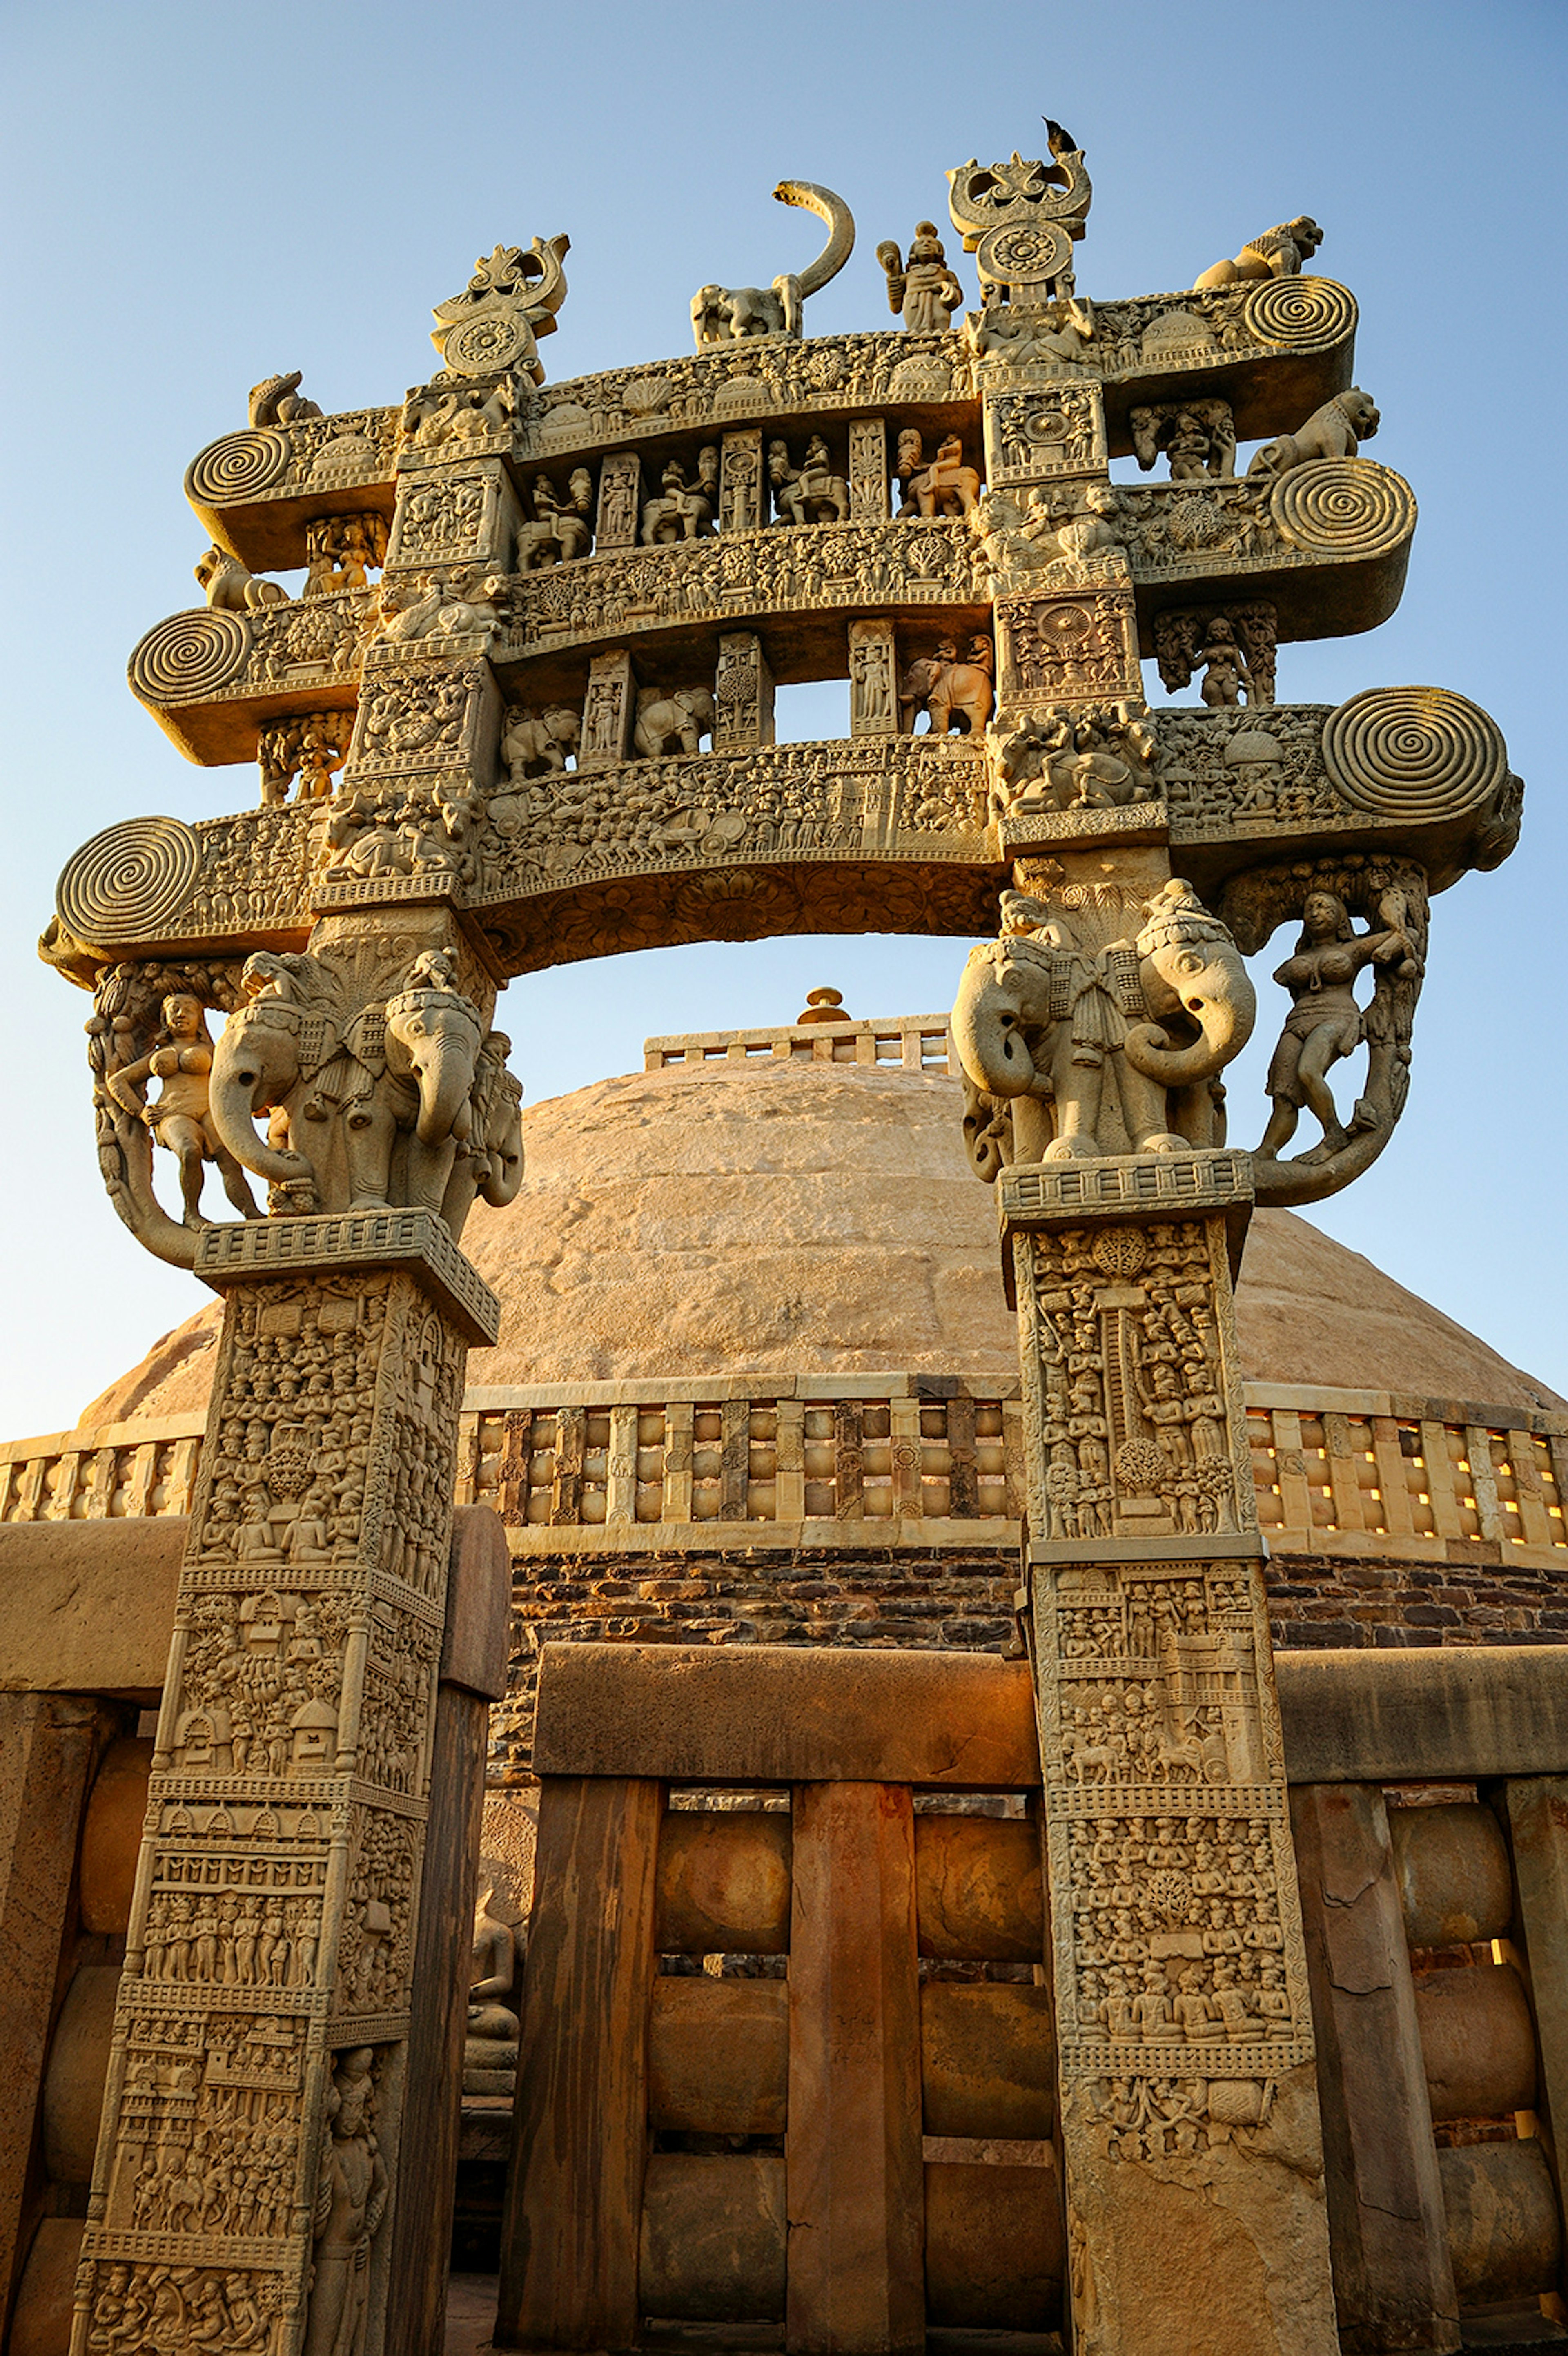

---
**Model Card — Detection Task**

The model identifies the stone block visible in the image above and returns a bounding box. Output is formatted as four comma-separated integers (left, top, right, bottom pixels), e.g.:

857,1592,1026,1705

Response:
78,1737,152,1936
532,1642,1040,1788
914,1816,1045,1961
923,2160,1064,2330
442,1506,512,1699
0,1523,182,1699
8,2217,85,2356
1413,1964,1537,2121
638,2153,786,2323
920,1983,1054,2141
42,1962,121,2185
1438,2138,1562,2306
647,1978,788,2134
1391,1805,1515,1948
1277,1647,1568,1785
655,1811,791,1955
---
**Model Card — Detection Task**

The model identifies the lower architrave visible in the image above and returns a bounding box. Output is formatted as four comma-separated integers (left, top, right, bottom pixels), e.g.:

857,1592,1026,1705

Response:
1003,1155,1339,2356
68,1212,499,2356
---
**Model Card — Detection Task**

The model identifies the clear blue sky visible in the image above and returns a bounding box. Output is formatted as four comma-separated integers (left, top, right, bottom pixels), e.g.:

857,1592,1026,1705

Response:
2,0,1564,1435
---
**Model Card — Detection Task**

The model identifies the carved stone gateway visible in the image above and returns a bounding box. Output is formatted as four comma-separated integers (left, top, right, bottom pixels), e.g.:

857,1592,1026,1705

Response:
43,116,1520,2356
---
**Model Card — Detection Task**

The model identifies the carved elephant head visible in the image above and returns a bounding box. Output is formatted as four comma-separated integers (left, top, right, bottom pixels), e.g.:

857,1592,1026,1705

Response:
1124,883,1256,1091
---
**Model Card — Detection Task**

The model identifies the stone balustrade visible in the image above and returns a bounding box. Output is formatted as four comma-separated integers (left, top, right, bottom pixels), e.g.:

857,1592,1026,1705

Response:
6,1380,1561,1574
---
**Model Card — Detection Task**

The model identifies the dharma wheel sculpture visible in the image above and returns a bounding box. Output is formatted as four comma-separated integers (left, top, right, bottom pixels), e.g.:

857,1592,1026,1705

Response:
42,116,1521,2356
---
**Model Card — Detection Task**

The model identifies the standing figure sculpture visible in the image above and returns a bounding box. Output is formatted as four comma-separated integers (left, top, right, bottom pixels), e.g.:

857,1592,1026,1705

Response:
1256,889,1418,1163
876,222,964,333
303,2048,389,2356
107,994,262,1228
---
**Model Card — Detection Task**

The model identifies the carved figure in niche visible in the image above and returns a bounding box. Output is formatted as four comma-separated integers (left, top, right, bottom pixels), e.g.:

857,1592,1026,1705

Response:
894,430,982,519
1256,887,1419,1164
258,712,350,807
690,180,855,344
987,702,1156,820
634,686,716,758
1131,401,1236,481
105,994,261,1228
304,515,389,598
464,1886,521,2093
965,291,1096,371
898,638,993,736
953,878,1255,1161
876,222,964,333
1154,605,1277,709
641,450,719,544
249,370,323,427
1195,617,1251,709
516,469,595,568
1194,215,1324,290
501,702,580,780
303,2048,388,2356
194,546,290,613
768,437,851,526
1246,388,1380,479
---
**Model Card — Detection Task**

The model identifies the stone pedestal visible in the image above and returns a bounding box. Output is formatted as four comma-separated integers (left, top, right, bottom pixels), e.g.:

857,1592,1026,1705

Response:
1002,1155,1339,2356
68,1211,499,2356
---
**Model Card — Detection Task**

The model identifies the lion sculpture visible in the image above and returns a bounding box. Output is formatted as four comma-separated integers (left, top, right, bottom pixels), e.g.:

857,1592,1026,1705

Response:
1247,389,1380,479
194,547,290,613
1194,216,1324,291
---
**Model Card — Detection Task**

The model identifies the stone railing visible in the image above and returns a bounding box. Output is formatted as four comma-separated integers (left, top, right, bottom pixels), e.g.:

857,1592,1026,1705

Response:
644,1011,955,1074
6,1379,1562,1570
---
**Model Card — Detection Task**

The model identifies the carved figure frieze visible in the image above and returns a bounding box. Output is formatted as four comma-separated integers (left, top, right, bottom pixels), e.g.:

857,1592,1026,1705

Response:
995,588,1139,705
1130,400,1236,481
965,292,1097,375
876,222,965,333
372,569,507,653
259,712,353,807
245,591,371,689
987,702,1157,823
400,374,516,452
955,876,1254,1171
973,483,1127,584
350,659,494,778
986,385,1105,485
690,180,854,345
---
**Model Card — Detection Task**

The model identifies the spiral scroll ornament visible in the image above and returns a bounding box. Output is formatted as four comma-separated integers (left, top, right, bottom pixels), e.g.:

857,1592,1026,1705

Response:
1322,687,1508,822
185,428,290,507
1268,459,1414,560
1242,275,1356,352
57,816,202,947
128,609,251,705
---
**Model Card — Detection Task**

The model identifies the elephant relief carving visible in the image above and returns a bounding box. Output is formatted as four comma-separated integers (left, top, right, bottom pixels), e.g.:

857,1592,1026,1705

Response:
953,878,1255,1170
207,948,505,1234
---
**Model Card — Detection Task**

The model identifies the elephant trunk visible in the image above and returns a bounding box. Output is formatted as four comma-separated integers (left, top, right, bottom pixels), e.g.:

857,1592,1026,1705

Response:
951,947,1043,1099
207,1035,318,1192
412,1020,482,1146
1123,977,1256,1087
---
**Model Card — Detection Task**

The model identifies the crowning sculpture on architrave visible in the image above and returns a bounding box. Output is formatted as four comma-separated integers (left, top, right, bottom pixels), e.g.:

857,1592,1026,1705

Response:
41,106,1519,2356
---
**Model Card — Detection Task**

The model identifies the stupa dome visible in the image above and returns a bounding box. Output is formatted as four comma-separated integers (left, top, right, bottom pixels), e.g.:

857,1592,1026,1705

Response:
78,1008,1560,1427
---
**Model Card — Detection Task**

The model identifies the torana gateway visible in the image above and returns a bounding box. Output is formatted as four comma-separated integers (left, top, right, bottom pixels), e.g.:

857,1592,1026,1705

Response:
10,118,1566,2356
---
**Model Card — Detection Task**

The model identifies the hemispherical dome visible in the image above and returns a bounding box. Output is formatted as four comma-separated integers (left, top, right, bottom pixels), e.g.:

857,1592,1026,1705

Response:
77,1034,1561,1425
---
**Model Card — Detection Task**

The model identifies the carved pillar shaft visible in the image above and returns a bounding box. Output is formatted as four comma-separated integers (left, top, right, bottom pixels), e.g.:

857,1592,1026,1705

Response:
714,632,775,752
847,418,889,524
719,430,764,535
579,648,637,772
1000,1154,1339,2356
594,453,641,553
69,1213,499,2356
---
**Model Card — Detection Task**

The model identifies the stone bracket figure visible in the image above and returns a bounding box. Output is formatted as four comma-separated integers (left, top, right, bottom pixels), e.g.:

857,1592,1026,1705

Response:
89,964,258,1266
1221,857,1428,1208
1154,606,1277,710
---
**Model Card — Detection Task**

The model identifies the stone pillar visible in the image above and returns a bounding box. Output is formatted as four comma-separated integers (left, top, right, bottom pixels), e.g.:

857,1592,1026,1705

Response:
719,430,764,535
1505,1778,1568,2265
1290,1782,1460,2352
595,452,642,553
1001,1152,1339,2356
579,648,637,771
68,1211,499,2356
848,419,889,523
714,632,775,751
849,618,898,740
0,1693,118,2323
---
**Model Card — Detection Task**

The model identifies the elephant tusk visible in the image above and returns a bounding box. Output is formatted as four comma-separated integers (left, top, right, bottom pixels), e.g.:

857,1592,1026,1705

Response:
772,181,855,299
